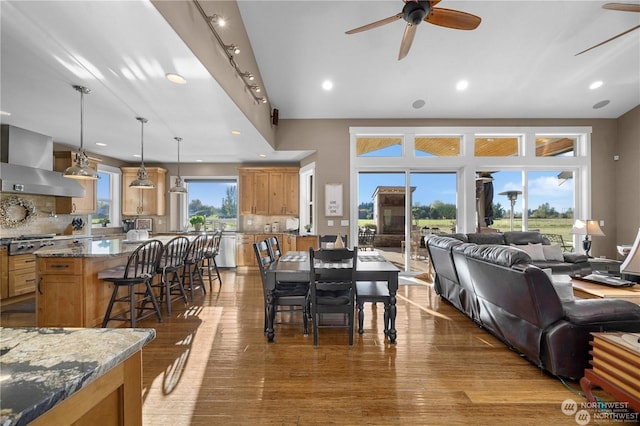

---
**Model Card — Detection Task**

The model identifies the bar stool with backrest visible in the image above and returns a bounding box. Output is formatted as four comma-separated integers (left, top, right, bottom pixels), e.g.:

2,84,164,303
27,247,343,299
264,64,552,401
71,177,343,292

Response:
182,234,208,301
254,239,308,335
308,246,358,347
153,236,190,315
99,239,164,327
201,231,222,290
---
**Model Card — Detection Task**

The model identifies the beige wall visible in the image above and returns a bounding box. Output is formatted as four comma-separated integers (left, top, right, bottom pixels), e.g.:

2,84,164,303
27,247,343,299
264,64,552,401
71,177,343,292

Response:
276,116,640,258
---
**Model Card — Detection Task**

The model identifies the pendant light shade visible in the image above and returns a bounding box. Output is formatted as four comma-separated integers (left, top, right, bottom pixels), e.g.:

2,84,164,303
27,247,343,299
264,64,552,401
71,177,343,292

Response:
129,117,155,189
169,137,188,194
64,85,98,180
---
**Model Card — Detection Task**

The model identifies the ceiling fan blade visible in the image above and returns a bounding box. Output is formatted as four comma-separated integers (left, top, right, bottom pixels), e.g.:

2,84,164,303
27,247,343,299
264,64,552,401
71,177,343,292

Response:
345,13,403,34
603,3,640,12
426,7,482,30
398,24,417,60
575,24,640,55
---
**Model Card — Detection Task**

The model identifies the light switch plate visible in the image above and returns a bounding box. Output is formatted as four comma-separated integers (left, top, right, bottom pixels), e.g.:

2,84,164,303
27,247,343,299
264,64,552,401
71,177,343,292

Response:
328,220,334,226
341,220,349,226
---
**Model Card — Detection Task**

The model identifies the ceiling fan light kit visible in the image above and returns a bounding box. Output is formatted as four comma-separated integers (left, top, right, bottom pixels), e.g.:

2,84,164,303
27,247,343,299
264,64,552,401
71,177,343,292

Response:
193,0,266,105
345,0,481,60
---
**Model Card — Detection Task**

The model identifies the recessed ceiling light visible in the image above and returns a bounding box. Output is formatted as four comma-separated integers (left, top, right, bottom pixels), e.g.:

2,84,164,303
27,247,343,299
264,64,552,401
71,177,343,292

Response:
166,73,186,84
322,80,333,91
231,130,241,135
133,154,141,158
412,99,426,109
259,154,267,158
589,81,603,90
456,80,469,91
0,110,11,116
593,100,610,109
196,159,203,162
95,142,107,147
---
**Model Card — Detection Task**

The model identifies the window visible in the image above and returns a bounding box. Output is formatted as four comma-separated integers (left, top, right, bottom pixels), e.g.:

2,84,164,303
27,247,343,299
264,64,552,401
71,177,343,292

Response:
93,165,121,227
474,136,519,157
414,136,460,157
185,179,238,231
356,136,403,157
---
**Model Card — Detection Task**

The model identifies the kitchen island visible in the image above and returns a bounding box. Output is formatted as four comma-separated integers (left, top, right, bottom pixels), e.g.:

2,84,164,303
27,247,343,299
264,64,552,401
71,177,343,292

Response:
0,327,155,426
34,237,180,328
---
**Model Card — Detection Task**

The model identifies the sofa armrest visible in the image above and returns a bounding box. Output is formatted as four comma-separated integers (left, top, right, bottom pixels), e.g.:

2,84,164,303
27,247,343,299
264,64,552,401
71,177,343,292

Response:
563,299,640,325
562,252,588,263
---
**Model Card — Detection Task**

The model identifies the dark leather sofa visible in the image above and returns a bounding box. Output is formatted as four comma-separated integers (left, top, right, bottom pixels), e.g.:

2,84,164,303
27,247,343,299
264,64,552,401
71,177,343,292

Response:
426,234,640,380
447,231,592,275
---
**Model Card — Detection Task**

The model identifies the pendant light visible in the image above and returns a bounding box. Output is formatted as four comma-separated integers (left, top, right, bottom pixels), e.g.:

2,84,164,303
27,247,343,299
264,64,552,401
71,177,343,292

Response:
169,137,187,194
129,117,155,189
64,85,98,180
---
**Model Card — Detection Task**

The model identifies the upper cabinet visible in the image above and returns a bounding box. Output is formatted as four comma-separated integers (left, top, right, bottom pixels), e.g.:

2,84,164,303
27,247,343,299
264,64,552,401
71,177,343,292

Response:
53,151,97,214
121,167,166,216
239,167,299,216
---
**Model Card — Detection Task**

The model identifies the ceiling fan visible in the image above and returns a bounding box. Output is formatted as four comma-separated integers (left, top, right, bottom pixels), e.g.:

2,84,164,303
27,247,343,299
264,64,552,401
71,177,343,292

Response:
345,0,481,60
575,2,640,56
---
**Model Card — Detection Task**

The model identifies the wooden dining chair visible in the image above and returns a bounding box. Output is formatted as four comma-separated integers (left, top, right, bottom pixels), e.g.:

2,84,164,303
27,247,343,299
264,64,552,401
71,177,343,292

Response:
254,239,308,335
182,234,208,301
266,235,282,261
319,234,348,249
356,281,390,336
308,246,358,347
99,239,164,327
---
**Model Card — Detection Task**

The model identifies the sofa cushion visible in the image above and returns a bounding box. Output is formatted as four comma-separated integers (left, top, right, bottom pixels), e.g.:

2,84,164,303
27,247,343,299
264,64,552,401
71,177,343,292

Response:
466,233,505,245
463,244,532,268
515,243,546,261
563,299,640,325
503,231,545,245
543,244,564,261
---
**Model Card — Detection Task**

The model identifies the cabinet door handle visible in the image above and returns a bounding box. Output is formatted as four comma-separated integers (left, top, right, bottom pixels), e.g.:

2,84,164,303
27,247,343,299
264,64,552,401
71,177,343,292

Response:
25,258,36,263
38,276,43,295
50,264,70,269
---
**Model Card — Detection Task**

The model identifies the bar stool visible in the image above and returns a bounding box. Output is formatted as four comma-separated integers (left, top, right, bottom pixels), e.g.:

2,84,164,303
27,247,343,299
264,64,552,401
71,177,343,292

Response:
153,236,190,315
99,239,164,328
182,234,208,300
201,231,222,290
356,281,390,336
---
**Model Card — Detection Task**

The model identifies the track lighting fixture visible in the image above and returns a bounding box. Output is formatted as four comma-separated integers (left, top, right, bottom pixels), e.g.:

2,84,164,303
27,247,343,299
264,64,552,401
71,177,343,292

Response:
194,1,266,106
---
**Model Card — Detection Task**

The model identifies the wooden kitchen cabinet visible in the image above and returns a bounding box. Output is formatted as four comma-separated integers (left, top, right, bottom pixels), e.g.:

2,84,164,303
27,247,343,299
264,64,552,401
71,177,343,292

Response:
121,167,166,216
1,246,8,300
8,254,36,297
238,167,298,215
296,235,318,251
269,170,299,215
236,233,274,267
238,169,269,215
53,151,98,214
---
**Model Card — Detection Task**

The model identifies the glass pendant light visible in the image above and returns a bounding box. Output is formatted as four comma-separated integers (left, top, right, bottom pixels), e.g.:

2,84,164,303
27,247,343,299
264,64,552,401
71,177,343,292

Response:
64,85,98,180
129,117,155,189
169,136,187,194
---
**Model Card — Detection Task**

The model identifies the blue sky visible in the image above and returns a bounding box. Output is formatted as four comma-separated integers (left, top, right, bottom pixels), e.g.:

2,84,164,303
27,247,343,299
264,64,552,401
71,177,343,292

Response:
187,180,237,208
358,171,574,214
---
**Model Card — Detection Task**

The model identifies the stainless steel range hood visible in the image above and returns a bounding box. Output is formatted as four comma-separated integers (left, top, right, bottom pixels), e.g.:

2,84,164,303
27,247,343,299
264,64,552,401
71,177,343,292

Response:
0,125,85,197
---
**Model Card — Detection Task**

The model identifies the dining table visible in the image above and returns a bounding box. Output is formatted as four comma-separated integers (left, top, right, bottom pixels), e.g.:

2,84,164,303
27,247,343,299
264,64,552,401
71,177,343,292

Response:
265,250,400,343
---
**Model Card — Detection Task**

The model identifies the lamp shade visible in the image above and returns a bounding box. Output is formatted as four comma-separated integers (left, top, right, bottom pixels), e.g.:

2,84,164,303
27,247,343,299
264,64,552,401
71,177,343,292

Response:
570,220,605,236
621,228,640,276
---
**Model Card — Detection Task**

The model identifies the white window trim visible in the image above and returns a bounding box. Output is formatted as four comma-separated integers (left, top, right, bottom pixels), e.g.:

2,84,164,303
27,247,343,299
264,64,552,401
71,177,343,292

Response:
94,164,121,228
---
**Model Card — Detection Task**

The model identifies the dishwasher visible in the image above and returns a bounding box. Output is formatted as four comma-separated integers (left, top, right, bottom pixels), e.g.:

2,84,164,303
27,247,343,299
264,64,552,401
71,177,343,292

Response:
216,233,237,267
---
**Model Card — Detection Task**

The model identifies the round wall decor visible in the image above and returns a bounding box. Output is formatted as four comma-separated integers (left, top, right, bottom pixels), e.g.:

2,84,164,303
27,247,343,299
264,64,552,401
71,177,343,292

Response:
0,196,37,228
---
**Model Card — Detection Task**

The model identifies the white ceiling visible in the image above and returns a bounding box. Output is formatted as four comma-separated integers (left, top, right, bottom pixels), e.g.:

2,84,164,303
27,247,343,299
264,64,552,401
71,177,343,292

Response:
1,1,639,165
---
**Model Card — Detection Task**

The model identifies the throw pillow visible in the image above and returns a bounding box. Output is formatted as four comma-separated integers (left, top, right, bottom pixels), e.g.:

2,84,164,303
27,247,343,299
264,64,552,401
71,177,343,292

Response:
542,244,564,262
516,243,546,261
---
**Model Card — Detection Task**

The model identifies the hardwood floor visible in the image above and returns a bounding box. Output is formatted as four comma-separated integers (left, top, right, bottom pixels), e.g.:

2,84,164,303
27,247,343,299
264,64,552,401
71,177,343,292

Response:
2,268,614,425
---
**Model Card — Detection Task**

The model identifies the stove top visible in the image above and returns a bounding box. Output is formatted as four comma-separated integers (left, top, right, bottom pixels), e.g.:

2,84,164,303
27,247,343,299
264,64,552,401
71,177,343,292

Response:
13,234,56,241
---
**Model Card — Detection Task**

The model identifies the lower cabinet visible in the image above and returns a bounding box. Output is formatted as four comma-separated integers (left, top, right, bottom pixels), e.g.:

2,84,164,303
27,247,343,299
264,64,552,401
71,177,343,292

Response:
8,254,36,298
236,234,318,267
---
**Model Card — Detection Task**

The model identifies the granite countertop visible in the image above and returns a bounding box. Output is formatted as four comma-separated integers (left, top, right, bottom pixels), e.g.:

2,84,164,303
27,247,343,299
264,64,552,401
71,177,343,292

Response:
0,327,155,426
34,235,188,258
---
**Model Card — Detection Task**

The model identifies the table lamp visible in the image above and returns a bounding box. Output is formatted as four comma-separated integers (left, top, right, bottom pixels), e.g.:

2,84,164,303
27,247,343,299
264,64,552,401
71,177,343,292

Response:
570,219,605,257
621,228,640,282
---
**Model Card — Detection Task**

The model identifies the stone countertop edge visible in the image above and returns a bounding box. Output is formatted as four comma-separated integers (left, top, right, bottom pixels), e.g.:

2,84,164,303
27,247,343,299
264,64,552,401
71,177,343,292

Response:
0,327,156,426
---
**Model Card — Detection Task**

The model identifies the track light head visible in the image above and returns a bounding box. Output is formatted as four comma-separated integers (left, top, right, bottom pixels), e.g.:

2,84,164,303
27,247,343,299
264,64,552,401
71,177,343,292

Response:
226,44,240,55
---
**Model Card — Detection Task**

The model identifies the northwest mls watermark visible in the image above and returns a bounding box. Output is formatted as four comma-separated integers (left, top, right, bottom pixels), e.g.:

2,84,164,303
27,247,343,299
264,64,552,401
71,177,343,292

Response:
561,398,640,424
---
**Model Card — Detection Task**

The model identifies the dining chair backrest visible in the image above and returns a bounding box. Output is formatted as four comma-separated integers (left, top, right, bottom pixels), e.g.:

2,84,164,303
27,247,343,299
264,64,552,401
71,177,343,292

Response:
310,247,357,287
266,236,282,261
123,239,164,280
212,230,222,255
254,239,273,284
319,234,348,249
